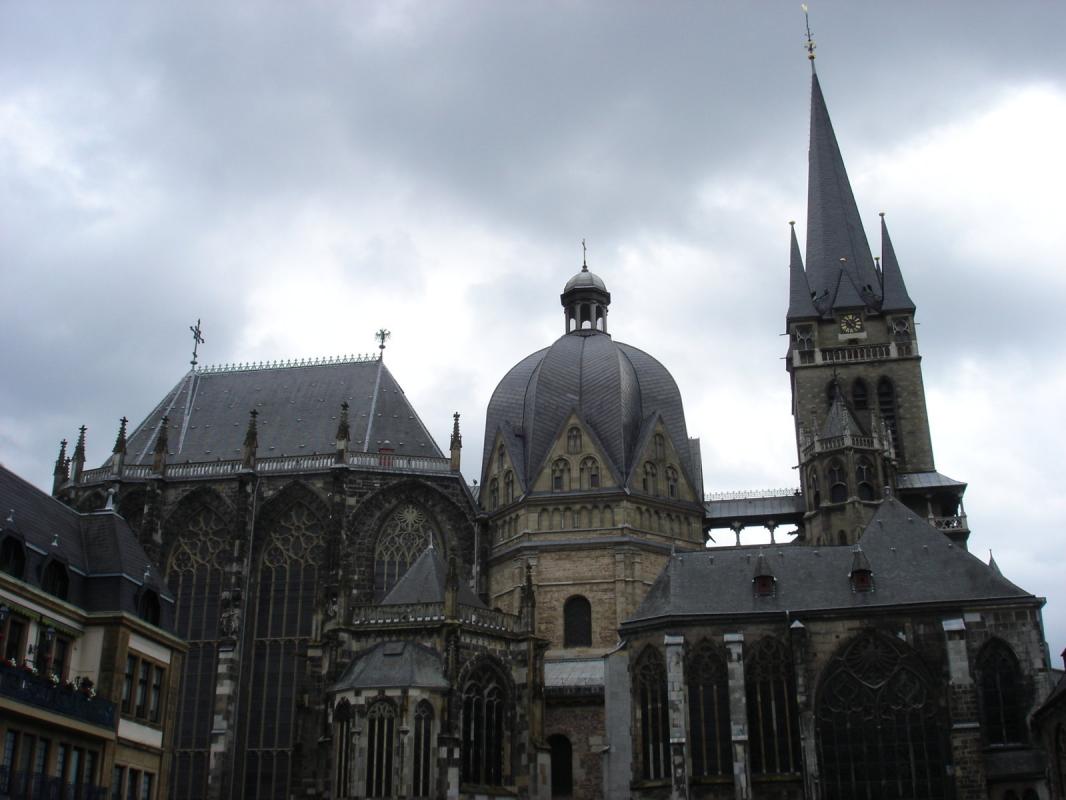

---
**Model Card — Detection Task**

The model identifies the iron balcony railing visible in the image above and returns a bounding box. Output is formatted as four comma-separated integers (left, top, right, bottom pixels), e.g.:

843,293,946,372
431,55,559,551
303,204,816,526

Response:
0,767,107,800
349,602,522,633
0,664,115,730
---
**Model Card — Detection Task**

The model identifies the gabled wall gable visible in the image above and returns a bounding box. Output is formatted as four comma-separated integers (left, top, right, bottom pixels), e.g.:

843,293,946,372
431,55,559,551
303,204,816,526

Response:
626,417,698,503
529,412,619,494
484,429,523,510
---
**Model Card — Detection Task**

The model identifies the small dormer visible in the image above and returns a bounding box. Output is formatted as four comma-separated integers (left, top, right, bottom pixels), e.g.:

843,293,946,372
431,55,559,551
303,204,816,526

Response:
753,551,776,597
849,545,874,592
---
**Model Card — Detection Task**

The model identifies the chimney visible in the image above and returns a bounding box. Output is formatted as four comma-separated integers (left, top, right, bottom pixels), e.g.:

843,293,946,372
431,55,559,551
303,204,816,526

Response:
449,412,462,472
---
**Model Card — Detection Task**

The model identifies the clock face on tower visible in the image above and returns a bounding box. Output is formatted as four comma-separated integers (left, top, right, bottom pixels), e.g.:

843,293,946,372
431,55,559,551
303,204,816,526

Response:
839,313,864,334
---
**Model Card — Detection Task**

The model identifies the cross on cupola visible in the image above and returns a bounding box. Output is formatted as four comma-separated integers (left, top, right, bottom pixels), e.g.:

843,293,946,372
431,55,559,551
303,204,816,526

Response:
560,240,611,334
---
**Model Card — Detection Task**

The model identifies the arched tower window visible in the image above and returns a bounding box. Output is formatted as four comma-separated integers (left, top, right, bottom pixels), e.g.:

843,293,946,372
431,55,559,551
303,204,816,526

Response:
461,661,508,787
654,434,666,460
504,471,514,503
855,457,876,501
687,641,731,777
878,377,903,459
579,457,600,490
365,699,397,798
827,460,847,503
488,478,499,510
976,639,1026,745
808,467,822,508
548,734,573,797
413,700,434,798
334,699,353,798
635,647,670,781
816,630,947,799
374,505,440,601
665,466,679,499
642,463,658,496
567,427,582,454
851,378,868,411
552,459,571,492
563,596,592,648
41,560,69,600
746,638,801,776
0,536,25,579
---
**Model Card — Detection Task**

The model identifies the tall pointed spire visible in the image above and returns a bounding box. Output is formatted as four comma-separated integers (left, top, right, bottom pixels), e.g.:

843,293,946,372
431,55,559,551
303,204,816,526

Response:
71,426,87,483
806,71,880,312
449,411,462,473
878,213,916,312
52,439,69,496
786,221,819,320
112,417,128,455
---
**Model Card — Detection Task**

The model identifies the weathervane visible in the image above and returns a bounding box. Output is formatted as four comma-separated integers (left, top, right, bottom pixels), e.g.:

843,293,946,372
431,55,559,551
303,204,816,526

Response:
801,3,816,62
189,318,205,367
375,328,391,354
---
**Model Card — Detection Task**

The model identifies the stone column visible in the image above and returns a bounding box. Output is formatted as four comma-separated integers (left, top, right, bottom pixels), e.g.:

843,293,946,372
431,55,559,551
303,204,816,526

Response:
664,634,690,800
724,633,751,800
942,617,985,800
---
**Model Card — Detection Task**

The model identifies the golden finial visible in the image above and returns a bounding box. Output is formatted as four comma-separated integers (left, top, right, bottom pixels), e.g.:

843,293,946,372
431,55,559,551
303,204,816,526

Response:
802,4,816,63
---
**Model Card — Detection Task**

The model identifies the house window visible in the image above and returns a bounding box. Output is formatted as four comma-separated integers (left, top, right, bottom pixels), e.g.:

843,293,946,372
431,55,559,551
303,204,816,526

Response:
504,471,514,503
642,463,658,495
365,700,397,798
827,460,847,503
567,427,582,454
817,631,946,799
746,638,801,776
563,596,592,648
0,536,25,579
687,641,731,777
654,434,666,461
665,467,679,499
635,647,669,781
41,560,69,600
977,639,1025,745
374,504,439,601
413,700,434,798
856,457,876,501
552,459,571,492
579,457,600,490
122,653,167,724
461,661,508,787
34,627,71,679
1,612,28,663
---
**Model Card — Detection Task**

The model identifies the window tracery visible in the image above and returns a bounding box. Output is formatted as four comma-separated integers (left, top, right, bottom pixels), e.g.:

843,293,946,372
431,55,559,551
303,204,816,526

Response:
374,505,440,601
665,466,679,499
488,478,499,511
504,471,514,503
461,662,508,787
827,460,847,503
746,637,801,776
977,639,1025,745
856,457,876,501
413,700,434,798
552,459,571,492
567,427,582,454
654,433,666,460
687,641,730,777
635,647,670,781
579,457,600,490
365,700,397,798
642,463,658,495
334,700,353,798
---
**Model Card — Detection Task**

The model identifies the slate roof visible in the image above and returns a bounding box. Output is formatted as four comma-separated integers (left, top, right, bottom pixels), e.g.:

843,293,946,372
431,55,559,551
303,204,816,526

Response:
704,493,805,527
897,471,966,491
628,497,1037,625
545,658,604,689
331,641,449,692
483,331,697,493
0,465,171,601
119,357,443,467
786,222,819,321
381,545,485,608
879,215,916,313
821,386,866,437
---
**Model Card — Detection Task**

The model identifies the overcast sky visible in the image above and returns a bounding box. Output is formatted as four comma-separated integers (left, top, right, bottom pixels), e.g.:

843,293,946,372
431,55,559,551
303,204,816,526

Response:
2,2,1065,656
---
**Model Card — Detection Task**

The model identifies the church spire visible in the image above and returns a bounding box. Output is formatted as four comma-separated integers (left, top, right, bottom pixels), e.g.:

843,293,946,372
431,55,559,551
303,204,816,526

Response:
71,425,86,483
878,213,916,313
786,221,819,321
806,71,880,313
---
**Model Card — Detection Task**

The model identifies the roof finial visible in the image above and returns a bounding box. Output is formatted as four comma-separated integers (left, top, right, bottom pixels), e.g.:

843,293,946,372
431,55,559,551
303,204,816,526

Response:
375,328,391,358
189,318,205,367
802,4,816,67
113,417,128,455
581,238,588,271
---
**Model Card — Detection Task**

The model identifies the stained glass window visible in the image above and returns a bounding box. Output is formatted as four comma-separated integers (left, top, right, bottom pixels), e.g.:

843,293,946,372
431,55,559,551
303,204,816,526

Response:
373,505,440,600
635,647,669,781
746,637,801,776
687,641,730,777
977,639,1025,745
461,662,507,787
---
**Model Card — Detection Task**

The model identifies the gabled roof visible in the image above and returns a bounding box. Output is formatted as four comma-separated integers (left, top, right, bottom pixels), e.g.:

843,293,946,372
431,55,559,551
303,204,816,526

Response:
120,357,443,467
331,641,449,692
879,214,916,313
627,497,1036,625
381,545,485,608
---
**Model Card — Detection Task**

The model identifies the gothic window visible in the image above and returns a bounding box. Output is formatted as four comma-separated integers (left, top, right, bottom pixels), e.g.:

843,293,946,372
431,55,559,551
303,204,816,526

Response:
826,381,837,410
41,560,69,600
827,460,847,503
489,478,499,510
878,378,903,459
816,630,947,799
504,471,514,503
139,590,161,626
635,647,670,781
794,325,814,351
166,503,228,800
851,379,868,411
334,700,353,798
552,459,571,492
642,463,658,495
567,427,582,454
563,596,592,648
687,641,731,777
548,734,573,797
413,701,434,798
654,433,666,461
579,457,600,490
0,536,25,579
808,468,822,507
461,661,508,787
374,505,440,600
238,501,326,800
856,457,876,501
665,466,679,499
497,445,505,472
977,639,1025,745
746,638,801,776
365,700,397,798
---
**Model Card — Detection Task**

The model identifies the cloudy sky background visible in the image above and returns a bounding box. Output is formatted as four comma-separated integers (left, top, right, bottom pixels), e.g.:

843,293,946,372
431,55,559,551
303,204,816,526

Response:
3,2,1065,655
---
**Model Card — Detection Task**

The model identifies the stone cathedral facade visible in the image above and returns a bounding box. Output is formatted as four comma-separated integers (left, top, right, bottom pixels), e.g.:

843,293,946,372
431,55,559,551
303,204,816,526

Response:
46,57,1064,800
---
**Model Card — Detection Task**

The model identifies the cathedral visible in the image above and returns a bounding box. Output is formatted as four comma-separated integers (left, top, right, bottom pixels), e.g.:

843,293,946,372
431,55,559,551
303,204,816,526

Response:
30,49,1065,800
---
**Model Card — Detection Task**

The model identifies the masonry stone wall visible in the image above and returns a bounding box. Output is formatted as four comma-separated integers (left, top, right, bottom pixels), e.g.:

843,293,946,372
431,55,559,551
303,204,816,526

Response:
545,702,604,800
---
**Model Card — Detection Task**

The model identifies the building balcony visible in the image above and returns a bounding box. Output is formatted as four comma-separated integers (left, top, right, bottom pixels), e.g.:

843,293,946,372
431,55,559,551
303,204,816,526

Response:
0,664,115,731
0,766,107,800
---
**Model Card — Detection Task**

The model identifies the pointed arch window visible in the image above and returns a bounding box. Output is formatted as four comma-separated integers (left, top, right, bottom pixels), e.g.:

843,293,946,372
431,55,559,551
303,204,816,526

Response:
808,467,822,508
642,463,658,496
0,536,25,579
654,434,666,460
504,471,514,503
746,638,801,776
563,595,592,648
977,639,1025,745
552,459,571,492
334,700,353,798
461,661,508,787
365,699,397,797
579,457,600,490
851,379,868,411
635,647,670,781
816,631,947,799
374,505,440,601
827,460,847,503
567,427,582,455
665,466,679,499
413,700,434,798
855,457,876,501
41,560,69,600
877,378,903,459
488,478,499,511
497,445,505,473
687,641,731,777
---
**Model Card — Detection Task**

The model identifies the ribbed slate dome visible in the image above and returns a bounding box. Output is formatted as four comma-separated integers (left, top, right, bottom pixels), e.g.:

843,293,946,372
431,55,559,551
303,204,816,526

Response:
563,268,607,292
482,329,695,490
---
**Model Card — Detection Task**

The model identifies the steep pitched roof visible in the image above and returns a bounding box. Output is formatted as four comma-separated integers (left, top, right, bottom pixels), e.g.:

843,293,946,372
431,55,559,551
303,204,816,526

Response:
786,222,819,321
120,357,443,467
879,214,916,313
331,641,449,692
381,545,485,608
821,385,866,438
805,72,881,314
627,497,1036,624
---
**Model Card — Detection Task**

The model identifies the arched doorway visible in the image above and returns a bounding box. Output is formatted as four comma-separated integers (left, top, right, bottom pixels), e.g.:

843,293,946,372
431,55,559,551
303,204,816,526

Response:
548,734,573,797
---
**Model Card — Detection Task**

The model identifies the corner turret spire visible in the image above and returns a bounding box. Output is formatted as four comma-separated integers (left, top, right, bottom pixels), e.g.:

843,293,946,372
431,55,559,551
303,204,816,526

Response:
449,412,462,473
786,221,819,320
242,409,259,470
878,213,916,313
71,426,87,483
